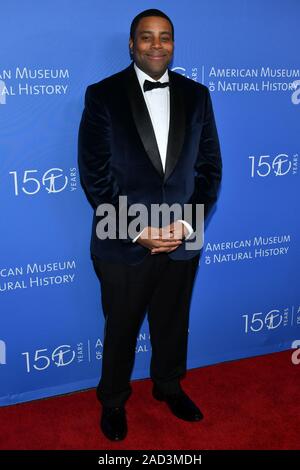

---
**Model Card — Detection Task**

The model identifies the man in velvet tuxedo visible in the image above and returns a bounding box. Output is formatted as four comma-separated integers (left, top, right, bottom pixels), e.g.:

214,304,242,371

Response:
78,9,222,441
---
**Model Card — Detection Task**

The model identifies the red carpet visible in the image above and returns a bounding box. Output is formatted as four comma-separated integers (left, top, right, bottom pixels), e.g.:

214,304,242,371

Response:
0,350,299,450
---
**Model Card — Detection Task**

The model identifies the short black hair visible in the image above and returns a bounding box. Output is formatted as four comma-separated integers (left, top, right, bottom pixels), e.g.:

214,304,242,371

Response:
130,9,174,41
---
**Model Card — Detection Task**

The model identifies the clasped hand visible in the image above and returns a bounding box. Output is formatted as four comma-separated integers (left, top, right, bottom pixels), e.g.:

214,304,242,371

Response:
136,221,188,254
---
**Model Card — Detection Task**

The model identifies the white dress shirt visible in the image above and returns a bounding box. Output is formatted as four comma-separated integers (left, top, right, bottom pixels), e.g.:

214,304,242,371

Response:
132,63,194,242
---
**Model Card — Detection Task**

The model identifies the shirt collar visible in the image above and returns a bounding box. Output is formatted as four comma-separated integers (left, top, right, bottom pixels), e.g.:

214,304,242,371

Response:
134,63,169,91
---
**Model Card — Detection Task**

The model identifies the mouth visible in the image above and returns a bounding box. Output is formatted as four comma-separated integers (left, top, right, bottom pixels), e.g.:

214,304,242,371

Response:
146,54,167,61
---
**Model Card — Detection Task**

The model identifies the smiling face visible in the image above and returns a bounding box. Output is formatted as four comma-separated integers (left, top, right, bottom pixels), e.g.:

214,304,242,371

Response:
129,16,174,80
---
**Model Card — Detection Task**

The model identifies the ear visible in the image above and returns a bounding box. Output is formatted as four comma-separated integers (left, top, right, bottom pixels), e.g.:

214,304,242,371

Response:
129,38,134,59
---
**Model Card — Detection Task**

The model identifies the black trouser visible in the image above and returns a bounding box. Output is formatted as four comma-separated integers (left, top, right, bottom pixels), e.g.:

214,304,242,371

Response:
92,252,200,407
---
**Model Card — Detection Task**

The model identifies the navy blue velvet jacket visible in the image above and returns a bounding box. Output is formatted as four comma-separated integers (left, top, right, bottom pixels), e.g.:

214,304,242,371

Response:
78,63,222,264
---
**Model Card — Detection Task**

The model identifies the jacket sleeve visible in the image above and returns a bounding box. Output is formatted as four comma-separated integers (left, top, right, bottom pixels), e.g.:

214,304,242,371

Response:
187,86,222,232
78,85,134,243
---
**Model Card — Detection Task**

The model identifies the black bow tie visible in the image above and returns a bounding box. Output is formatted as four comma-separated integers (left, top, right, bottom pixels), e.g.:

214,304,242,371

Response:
143,80,169,92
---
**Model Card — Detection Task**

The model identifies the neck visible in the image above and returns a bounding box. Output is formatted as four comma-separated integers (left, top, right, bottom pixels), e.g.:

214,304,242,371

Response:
148,71,166,80
134,63,168,81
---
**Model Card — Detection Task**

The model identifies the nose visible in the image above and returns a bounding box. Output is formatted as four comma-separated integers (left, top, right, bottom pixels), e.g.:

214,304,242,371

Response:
151,37,163,49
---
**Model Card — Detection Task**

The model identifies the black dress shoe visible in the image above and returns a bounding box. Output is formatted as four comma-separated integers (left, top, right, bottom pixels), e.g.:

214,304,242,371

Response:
152,386,204,422
100,406,127,441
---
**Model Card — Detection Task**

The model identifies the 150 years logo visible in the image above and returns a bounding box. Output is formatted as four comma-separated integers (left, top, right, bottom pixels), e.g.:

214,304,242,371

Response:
9,168,77,195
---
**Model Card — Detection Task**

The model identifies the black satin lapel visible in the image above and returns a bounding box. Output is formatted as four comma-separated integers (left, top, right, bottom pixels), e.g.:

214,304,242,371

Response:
164,73,186,182
126,65,164,178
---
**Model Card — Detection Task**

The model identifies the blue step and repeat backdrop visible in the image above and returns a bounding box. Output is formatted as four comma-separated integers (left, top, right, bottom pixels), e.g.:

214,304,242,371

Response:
1,0,299,405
